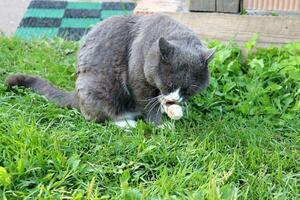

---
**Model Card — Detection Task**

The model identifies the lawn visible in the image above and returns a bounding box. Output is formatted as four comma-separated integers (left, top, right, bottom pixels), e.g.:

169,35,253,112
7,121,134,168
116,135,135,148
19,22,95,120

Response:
0,36,299,199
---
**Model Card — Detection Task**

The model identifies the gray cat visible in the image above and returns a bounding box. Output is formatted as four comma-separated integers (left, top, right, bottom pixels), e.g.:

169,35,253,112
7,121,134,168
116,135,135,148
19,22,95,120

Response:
5,14,214,128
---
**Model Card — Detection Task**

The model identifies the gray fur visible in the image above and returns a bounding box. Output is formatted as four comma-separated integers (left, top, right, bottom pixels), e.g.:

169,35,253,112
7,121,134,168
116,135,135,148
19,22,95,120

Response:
5,14,213,125
5,74,78,108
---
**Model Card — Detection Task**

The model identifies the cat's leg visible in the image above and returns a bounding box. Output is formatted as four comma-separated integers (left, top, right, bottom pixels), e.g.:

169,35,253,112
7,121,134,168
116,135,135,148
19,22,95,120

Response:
77,70,139,128
76,72,113,122
76,87,107,122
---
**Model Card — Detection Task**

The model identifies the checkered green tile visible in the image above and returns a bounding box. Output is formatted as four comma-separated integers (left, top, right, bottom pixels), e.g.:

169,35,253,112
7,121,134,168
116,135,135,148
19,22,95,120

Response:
67,2,102,10
16,1,136,41
61,18,100,28
24,9,65,18
15,27,59,39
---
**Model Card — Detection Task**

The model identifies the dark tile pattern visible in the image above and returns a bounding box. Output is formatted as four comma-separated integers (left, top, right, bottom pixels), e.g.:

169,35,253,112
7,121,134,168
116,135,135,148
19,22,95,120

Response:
29,0,67,9
102,2,136,10
16,1,136,41
20,17,62,27
64,9,101,18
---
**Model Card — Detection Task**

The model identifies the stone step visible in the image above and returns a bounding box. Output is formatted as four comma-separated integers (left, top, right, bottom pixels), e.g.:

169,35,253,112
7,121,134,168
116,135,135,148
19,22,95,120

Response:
134,0,188,15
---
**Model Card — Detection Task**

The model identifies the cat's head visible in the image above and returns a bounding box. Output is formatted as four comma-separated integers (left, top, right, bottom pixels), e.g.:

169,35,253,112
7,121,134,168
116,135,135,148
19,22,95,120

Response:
145,37,214,104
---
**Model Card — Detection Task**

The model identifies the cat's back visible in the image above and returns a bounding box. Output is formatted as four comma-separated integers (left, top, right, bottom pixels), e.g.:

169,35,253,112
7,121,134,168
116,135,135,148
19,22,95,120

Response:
77,15,139,71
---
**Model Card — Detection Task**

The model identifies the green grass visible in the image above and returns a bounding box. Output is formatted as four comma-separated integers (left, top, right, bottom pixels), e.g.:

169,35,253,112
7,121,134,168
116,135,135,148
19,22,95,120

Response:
0,36,299,199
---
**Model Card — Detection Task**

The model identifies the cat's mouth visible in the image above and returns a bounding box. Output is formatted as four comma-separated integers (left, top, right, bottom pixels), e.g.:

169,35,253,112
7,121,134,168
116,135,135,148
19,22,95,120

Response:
159,97,179,107
165,100,177,106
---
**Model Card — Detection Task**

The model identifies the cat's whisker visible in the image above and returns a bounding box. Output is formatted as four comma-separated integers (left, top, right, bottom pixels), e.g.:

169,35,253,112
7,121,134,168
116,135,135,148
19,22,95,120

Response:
190,84,200,89
184,102,189,117
190,84,203,91
144,99,156,110
144,96,159,110
143,95,163,110
155,104,162,120
149,99,160,114
141,95,161,102
146,102,158,121
148,99,160,119
145,99,156,113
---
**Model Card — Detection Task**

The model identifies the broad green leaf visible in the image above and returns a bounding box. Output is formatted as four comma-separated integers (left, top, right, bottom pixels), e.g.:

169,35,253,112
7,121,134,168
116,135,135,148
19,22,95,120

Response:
223,82,236,94
291,101,300,111
289,69,300,81
122,188,142,200
221,184,238,200
249,59,264,69
68,155,81,171
245,33,259,55
0,167,11,187
266,82,283,92
120,170,130,189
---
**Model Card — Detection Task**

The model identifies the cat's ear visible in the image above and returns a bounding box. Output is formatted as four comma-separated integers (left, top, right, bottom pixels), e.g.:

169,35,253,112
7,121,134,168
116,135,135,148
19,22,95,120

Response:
203,48,215,62
159,37,175,63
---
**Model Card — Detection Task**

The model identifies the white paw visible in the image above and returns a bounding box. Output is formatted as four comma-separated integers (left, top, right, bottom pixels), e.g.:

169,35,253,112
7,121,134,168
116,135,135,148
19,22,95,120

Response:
114,120,137,129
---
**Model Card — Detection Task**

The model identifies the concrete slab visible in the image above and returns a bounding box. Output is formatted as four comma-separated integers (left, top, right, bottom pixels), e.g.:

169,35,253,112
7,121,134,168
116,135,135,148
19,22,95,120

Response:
134,0,188,15
0,0,31,36
165,12,300,47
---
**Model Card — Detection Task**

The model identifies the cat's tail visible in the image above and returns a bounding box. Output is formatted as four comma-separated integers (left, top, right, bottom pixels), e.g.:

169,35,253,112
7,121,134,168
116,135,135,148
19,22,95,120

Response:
5,74,79,109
